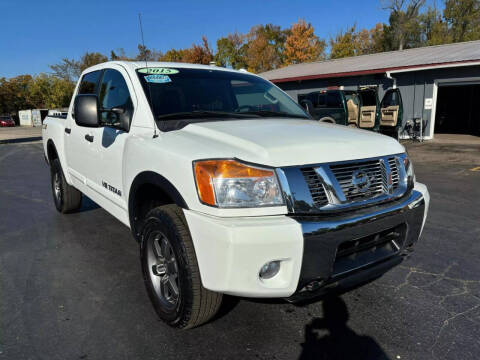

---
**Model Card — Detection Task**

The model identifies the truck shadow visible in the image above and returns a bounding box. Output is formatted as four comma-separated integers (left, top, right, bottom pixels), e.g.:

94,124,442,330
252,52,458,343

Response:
298,297,390,360
214,294,389,360
77,195,100,212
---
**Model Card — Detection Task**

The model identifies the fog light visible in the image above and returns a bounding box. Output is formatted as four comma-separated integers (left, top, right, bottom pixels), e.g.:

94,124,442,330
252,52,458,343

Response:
259,261,280,279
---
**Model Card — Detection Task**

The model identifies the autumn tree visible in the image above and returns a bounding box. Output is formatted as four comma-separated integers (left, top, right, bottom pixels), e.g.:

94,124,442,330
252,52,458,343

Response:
329,26,357,59
78,52,109,72
182,36,214,64
214,32,247,69
27,74,74,109
244,24,287,72
356,23,385,54
283,19,326,65
159,49,186,62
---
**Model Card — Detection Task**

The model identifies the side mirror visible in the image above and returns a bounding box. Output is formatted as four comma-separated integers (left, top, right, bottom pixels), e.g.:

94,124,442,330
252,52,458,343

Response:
74,94,100,127
300,99,314,116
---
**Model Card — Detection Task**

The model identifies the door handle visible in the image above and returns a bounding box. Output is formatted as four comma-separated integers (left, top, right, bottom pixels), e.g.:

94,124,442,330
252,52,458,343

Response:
84,134,94,142
65,128,71,134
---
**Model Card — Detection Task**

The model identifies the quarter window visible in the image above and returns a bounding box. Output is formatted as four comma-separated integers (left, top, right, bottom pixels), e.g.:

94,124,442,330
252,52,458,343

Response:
78,71,101,94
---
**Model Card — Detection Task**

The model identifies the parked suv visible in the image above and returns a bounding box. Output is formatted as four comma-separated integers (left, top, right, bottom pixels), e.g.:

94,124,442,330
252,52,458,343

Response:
42,62,429,328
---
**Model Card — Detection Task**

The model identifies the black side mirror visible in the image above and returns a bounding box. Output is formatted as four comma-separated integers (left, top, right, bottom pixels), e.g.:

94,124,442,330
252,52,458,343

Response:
300,99,314,116
74,94,100,127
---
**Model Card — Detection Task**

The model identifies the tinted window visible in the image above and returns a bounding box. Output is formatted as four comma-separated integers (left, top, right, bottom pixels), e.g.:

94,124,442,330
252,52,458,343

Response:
98,69,133,126
327,92,342,108
316,94,326,108
382,91,399,107
360,90,377,106
78,71,101,94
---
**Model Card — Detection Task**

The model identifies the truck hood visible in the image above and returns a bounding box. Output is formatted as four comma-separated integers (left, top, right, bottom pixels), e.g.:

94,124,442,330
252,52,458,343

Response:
176,119,405,167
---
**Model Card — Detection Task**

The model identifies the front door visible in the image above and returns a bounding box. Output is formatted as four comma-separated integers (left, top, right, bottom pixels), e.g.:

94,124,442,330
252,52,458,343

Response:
88,66,136,223
379,89,403,128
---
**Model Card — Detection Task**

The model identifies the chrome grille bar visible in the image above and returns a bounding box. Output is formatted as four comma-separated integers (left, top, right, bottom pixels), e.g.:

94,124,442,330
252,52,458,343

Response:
298,154,408,211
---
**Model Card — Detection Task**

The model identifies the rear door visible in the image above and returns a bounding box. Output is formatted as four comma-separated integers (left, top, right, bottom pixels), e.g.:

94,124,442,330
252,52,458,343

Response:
379,89,403,128
358,89,378,129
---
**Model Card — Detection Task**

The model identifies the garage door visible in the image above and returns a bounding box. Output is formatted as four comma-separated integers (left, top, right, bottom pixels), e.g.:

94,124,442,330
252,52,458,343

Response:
435,84,480,135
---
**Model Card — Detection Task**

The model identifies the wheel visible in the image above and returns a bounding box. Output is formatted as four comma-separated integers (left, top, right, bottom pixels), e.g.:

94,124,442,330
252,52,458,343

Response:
319,117,336,123
140,204,222,329
50,158,82,213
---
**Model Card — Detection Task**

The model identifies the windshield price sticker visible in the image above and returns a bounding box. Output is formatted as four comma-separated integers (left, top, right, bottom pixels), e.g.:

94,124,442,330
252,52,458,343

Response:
145,75,172,84
139,68,179,75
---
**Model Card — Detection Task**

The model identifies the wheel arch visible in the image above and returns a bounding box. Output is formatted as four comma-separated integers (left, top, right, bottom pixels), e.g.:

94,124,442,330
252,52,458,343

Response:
128,171,189,241
46,139,59,164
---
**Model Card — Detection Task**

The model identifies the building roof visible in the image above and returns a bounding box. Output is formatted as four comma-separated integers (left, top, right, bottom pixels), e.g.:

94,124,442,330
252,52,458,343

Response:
260,40,480,83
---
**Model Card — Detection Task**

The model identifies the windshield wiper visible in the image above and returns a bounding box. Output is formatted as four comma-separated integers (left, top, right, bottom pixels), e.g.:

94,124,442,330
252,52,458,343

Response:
239,110,309,119
156,110,260,120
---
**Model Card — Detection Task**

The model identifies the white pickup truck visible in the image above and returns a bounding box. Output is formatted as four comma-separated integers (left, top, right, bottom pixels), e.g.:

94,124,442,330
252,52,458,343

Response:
42,61,430,329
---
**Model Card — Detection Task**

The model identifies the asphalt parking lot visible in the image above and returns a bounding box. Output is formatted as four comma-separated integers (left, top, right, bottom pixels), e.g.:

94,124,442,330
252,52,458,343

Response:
1,137,479,360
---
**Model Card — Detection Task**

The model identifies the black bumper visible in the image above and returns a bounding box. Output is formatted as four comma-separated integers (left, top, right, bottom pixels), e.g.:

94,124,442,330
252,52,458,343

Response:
287,190,426,302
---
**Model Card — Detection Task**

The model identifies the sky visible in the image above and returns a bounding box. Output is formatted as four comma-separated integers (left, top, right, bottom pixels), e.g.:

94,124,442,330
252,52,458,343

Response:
0,0,435,79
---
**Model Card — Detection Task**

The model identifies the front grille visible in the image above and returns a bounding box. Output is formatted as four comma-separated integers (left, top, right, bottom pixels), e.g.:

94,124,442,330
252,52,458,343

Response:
388,157,400,189
301,168,329,207
301,156,402,209
330,159,385,201
332,224,406,276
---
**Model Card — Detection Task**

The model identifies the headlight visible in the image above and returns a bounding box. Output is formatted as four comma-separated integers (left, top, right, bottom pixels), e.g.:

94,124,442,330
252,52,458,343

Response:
193,159,284,208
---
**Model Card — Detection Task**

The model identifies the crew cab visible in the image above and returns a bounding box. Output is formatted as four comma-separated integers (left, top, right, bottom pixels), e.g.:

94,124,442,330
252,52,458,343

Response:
298,87,403,138
42,61,429,329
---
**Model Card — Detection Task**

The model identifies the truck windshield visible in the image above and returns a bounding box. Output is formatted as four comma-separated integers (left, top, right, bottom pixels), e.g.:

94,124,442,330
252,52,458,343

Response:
136,67,309,130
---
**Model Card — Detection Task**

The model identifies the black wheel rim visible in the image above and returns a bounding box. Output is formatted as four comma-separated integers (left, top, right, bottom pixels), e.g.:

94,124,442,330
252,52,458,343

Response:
146,231,180,310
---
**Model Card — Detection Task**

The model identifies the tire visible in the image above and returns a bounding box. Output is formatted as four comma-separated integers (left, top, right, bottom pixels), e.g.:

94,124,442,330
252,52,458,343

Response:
319,117,336,123
50,158,82,213
140,204,222,329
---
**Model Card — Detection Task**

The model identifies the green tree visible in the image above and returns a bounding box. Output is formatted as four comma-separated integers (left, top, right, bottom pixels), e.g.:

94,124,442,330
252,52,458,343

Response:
214,32,247,69
284,19,326,65
420,6,451,45
50,52,108,81
444,0,480,42
381,0,426,50
49,58,80,82
0,75,34,114
330,25,357,59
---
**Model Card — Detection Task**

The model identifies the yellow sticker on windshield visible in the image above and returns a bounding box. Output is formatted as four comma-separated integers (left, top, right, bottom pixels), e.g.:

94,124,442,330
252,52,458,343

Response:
138,68,179,75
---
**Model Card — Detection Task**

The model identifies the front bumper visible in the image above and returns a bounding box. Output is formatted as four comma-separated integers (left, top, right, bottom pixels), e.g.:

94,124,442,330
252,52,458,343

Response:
183,183,429,298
